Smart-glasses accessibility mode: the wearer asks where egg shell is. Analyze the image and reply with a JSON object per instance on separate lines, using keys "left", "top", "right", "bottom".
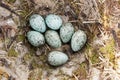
{"left": 45, "top": 30, "right": 61, "bottom": 48}
{"left": 45, "top": 14, "right": 62, "bottom": 30}
{"left": 29, "top": 14, "right": 46, "bottom": 33}
{"left": 27, "top": 31, "right": 45, "bottom": 47}
{"left": 71, "top": 30, "right": 87, "bottom": 52}
{"left": 48, "top": 51, "right": 68, "bottom": 66}
{"left": 60, "top": 23, "right": 74, "bottom": 43}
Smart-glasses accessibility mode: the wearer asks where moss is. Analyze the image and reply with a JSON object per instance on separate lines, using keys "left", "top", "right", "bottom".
{"left": 29, "top": 46, "right": 36, "bottom": 53}
{"left": 99, "top": 39, "right": 115, "bottom": 62}
{"left": 73, "top": 63, "right": 87, "bottom": 80}
{"left": 31, "top": 59, "right": 38, "bottom": 69}
{"left": 85, "top": 44, "right": 100, "bottom": 64}
{"left": 23, "top": 47, "right": 35, "bottom": 63}
{"left": 17, "top": 35, "right": 25, "bottom": 42}
{"left": 7, "top": 48, "right": 18, "bottom": 57}
{"left": 6, "top": 0, "right": 16, "bottom": 3}
{"left": 23, "top": 46, "right": 47, "bottom": 69}
{"left": 38, "top": 55, "right": 47, "bottom": 63}
{"left": 23, "top": 53, "right": 32, "bottom": 61}
{"left": 61, "top": 76, "right": 69, "bottom": 80}
{"left": 90, "top": 53, "right": 100, "bottom": 64}
{"left": 26, "top": 46, "right": 36, "bottom": 57}
{"left": 31, "top": 55, "right": 48, "bottom": 69}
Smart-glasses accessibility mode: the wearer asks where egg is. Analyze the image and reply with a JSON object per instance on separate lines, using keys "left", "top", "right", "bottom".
{"left": 48, "top": 51, "right": 68, "bottom": 66}
{"left": 29, "top": 14, "right": 46, "bottom": 33}
{"left": 60, "top": 23, "right": 74, "bottom": 43}
{"left": 71, "top": 30, "right": 87, "bottom": 52}
{"left": 45, "top": 14, "right": 62, "bottom": 30}
{"left": 27, "top": 31, "right": 45, "bottom": 47}
{"left": 45, "top": 30, "right": 61, "bottom": 48}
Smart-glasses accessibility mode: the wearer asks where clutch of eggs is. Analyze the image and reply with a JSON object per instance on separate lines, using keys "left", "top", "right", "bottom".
{"left": 27, "top": 14, "right": 87, "bottom": 67}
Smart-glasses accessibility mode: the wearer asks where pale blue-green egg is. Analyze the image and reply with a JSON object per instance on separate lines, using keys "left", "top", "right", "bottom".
{"left": 27, "top": 31, "right": 45, "bottom": 47}
{"left": 29, "top": 14, "right": 46, "bottom": 33}
{"left": 48, "top": 51, "right": 68, "bottom": 66}
{"left": 45, "top": 14, "right": 62, "bottom": 30}
{"left": 60, "top": 22, "right": 74, "bottom": 43}
{"left": 71, "top": 30, "right": 87, "bottom": 52}
{"left": 45, "top": 30, "right": 61, "bottom": 48}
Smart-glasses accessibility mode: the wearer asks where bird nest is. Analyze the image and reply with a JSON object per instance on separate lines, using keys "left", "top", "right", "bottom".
{"left": 0, "top": 0, "right": 120, "bottom": 80}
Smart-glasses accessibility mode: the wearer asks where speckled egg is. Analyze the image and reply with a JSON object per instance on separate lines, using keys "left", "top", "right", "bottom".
{"left": 71, "top": 30, "right": 87, "bottom": 52}
{"left": 27, "top": 31, "right": 45, "bottom": 47}
{"left": 45, "top": 14, "right": 62, "bottom": 30}
{"left": 60, "top": 23, "right": 74, "bottom": 43}
{"left": 48, "top": 51, "right": 68, "bottom": 66}
{"left": 29, "top": 14, "right": 46, "bottom": 33}
{"left": 45, "top": 30, "right": 61, "bottom": 48}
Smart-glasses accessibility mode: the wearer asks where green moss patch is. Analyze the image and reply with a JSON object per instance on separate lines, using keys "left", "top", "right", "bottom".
{"left": 85, "top": 44, "right": 100, "bottom": 64}
{"left": 17, "top": 35, "right": 25, "bottom": 42}
{"left": 23, "top": 53, "right": 32, "bottom": 61}
{"left": 7, "top": 48, "right": 18, "bottom": 57}
{"left": 99, "top": 39, "right": 115, "bottom": 63}
{"left": 6, "top": 0, "right": 16, "bottom": 3}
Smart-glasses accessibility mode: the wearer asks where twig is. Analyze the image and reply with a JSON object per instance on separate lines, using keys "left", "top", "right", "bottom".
{"left": 73, "top": 73, "right": 79, "bottom": 80}
{"left": 83, "top": 20, "right": 100, "bottom": 24}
